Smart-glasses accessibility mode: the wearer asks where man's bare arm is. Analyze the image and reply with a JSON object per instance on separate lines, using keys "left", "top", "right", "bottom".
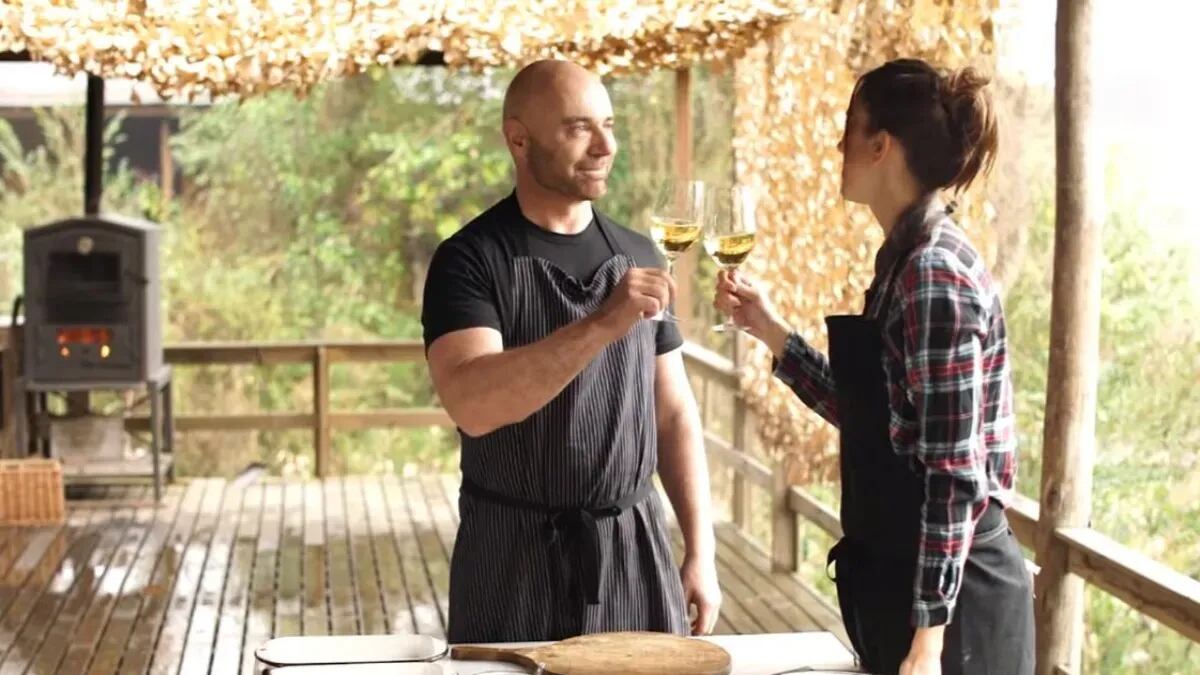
{"left": 654, "top": 349, "right": 715, "bottom": 558}
{"left": 427, "top": 267, "right": 674, "bottom": 437}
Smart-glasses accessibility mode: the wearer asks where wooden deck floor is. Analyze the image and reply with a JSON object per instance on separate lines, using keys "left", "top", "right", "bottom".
{"left": 0, "top": 476, "right": 846, "bottom": 674}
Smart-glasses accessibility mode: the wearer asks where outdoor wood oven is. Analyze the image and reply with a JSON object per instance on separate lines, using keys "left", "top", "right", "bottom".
{"left": 22, "top": 214, "right": 162, "bottom": 384}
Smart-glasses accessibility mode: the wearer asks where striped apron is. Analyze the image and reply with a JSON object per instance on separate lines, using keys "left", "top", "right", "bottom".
{"left": 446, "top": 217, "right": 689, "bottom": 643}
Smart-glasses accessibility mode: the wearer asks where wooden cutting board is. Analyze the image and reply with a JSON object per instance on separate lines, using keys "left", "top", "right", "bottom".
{"left": 450, "top": 631, "right": 732, "bottom": 675}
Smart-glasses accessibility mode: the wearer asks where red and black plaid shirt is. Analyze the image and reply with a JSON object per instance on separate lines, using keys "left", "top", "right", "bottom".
{"left": 774, "top": 199, "right": 1017, "bottom": 627}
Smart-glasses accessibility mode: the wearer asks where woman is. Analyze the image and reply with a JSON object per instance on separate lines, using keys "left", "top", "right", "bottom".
{"left": 714, "top": 59, "right": 1034, "bottom": 675}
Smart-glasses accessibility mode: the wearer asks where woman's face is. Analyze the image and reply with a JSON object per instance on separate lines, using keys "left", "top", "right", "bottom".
{"left": 837, "top": 98, "right": 884, "bottom": 204}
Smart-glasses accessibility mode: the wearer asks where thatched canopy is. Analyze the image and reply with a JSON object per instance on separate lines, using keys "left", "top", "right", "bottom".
{"left": 0, "top": 0, "right": 802, "bottom": 99}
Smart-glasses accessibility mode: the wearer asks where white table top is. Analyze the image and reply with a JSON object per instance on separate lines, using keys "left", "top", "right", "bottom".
{"left": 449, "top": 632, "right": 860, "bottom": 675}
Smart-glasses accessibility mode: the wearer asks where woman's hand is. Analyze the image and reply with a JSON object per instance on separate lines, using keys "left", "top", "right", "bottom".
{"left": 712, "top": 270, "right": 791, "bottom": 358}
{"left": 899, "top": 627, "right": 945, "bottom": 675}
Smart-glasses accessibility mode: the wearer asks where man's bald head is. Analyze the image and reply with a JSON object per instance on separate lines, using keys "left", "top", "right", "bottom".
{"left": 502, "top": 60, "right": 603, "bottom": 123}
{"left": 501, "top": 60, "right": 617, "bottom": 202}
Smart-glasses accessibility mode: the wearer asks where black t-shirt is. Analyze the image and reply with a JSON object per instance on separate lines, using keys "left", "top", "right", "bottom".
{"left": 422, "top": 193, "right": 683, "bottom": 355}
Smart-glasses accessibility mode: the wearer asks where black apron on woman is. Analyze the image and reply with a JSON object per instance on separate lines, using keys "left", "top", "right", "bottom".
{"left": 445, "top": 209, "right": 688, "bottom": 643}
{"left": 826, "top": 235, "right": 1035, "bottom": 675}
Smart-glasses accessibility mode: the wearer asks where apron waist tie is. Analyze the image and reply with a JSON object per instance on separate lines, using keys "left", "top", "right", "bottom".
{"left": 460, "top": 477, "right": 654, "bottom": 605}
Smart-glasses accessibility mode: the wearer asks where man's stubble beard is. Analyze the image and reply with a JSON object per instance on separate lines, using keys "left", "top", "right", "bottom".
{"left": 527, "top": 137, "right": 607, "bottom": 201}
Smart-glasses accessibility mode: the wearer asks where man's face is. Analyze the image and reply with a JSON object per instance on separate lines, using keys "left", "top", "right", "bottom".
{"left": 514, "top": 76, "right": 617, "bottom": 201}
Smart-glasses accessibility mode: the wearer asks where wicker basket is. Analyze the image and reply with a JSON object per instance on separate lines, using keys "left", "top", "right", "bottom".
{"left": 0, "top": 458, "right": 65, "bottom": 525}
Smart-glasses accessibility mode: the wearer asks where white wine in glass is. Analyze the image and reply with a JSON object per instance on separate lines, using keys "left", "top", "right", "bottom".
{"left": 648, "top": 180, "right": 705, "bottom": 322}
{"left": 704, "top": 186, "right": 757, "bottom": 333}
{"left": 649, "top": 216, "right": 703, "bottom": 259}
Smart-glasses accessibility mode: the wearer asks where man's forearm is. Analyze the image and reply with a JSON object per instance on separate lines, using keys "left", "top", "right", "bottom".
{"left": 441, "top": 315, "right": 618, "bottom": 436}
{"left": 657, "top": 405, "right": 715, "bottom": 559}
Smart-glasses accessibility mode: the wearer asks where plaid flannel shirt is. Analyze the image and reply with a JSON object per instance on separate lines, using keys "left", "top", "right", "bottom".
{"left": 774, "top": 200, "right": 1017, "bottom": 627}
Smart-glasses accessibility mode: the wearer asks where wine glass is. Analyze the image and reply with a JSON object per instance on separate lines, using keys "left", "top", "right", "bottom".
{"left": 704, "top": 185, "right": 758, "bottom": 333}
{"left": 647, "top": 179, "right": 705, "bottom": 322}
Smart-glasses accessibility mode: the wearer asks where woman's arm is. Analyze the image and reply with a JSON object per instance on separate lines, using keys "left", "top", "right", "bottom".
{"left": 714, "top": 271, "right": 839, "bottom": 426}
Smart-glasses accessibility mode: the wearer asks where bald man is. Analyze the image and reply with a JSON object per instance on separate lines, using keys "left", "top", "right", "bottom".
{"left": 421, "top": 60, "right": 720, "bottom": 643}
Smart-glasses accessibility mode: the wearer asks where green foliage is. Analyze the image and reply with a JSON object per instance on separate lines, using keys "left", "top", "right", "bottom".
{"left": 1004, "top": 170, "right": 1200, "bottom": 673}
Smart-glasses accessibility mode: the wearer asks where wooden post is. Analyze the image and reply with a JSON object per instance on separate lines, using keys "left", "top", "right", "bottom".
{"left": 314, "top": 347, "right": 330, "bottom": 478}
{"left": 1036, "top": 1, "right": 1101, "bottom": 672}
{"left": 159, "top": 118, "right": 174, "bottom": 205}
{"left": 0, "top": 333, "right": 14, "bottom": 458}
{"left": 770, "top": 456, "right": 797, "bottom": 573}
{"left": 731, "top": 337, "right": 751, "bottom": 532}
{"left": 672, "top": 68, "right": 697, "bottom": 327}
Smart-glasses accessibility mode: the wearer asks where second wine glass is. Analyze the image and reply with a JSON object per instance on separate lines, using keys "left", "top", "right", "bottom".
{"left": 704, "top": 185, "right": 758, "bottom": 333}
{"left": 647, "top": 179, "right": 705, "bottom": 322}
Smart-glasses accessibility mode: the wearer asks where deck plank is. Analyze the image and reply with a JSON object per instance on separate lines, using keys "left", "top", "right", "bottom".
{"left": 323, "top": 476, "right": 358, "bottom": 636}
{"left": 274, "top": 480, "right": 304, "bottom": 638}
{"left": 87, "top": 483, "right": 199, "bottom": 675}
{"left": 241, "top": 481, "right": 282, "bottom": 675}
{"left": 363, "top": 476, "right": 414, "bottom": 634}
{"left": 64, "top": 486, "right": 183, "bottom": 675}
{"left": 146, "top": 479, "right": 230, "bottom": 675}
{"left": 0, "top": 518, "right": 73, "bottom": 627}
{"left": 343, "top": 476, "right": 386, "bottom": 635}
{"left": 0, "top": 498, "right": 123, "bottom": 673}
{"left": 176, "top": 482, "right": 246, "bottom": 675}
{"left": 419, "top": 476, "right": 462, "bottom": 632}
{"left": 713, "top": 523, "right": 849, "bottom": 646}
{"left": 390, "top": 476, "right": 446, "bottom": 637}
{"left": 35, "top": 487, "right": 159, "bottom": 675}
{"left": 301, "top": 481, "right": 328, "bottom": 637}
{"left": 208, "top": 482, "right": 262, "bottom": 674}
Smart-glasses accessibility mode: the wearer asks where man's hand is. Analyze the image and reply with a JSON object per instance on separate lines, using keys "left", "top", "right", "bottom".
{"left": 899, "top": 626, "right": 944, "bottom": 675}
{"left": 680, "top": 554, "right": 721, "bottom": 636}
{"left": 593, "top": 268, "right": 675, "bottom": 337}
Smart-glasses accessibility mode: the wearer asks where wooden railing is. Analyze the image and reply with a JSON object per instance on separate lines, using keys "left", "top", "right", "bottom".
{"left": 128, "top": 341, "right": 452, "bottom": 477}
{"left": 682, "top": 341, "right": 1200, "bottom": 661}
{"left": 30, "top": 337, "right": 1198, "bottom": 661}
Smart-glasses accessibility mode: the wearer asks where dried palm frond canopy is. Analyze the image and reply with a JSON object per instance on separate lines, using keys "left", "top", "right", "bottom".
{"left": 2, "top": 0, "right": 1002, "bottom": 482}
{"left": 0, "top": 0, "right": 801, "bottom": 99}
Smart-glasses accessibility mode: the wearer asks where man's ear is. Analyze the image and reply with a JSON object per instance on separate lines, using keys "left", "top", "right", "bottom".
{"left": 503, "top": 118, "right": 528, "bottom": 155}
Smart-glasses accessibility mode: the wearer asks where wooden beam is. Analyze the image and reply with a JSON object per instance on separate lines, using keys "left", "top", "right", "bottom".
{"left": 1008, "top": 493, "right": 1041, "bottom": 550}
{"left": 162, "top": 341, "right": 426, "bottom": 366}
{"left": 328, "top": 409, "right": 454, "bottom": 430}
{"left": 1058, "top": 526, "right": 1200, "bottom": 644}
{"left": 124, "top": 408, "right": 458, "bottom": 433}
{"left": 164, "top": 343, "right": 316, "bottom": 365}
{"left": 704, "top": 432, "right": 772, "bottom": 488}
{"left": 672, "top": 68, "right": 698, "bottom": 327}
{"left": 323, "top": 342, "right": 425, "bottom": 363}
{"left": 1037, "top": 1, "right": 1101, "bottom": 672}
{"left": 681, "top": 342, "right": 738, "bottom": 388}
{"left": 787, "top": 486, "right": 843, "bottom": 540}
{"left": 125, "top": 412, "right": 314, "bottom": 432}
